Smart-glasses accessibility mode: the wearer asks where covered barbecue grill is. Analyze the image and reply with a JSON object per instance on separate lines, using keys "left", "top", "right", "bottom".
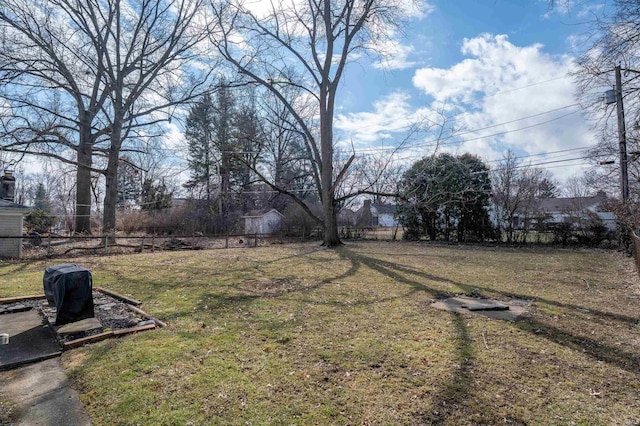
{"left": 43, "top": 264, "right": 94, "bottom": 325}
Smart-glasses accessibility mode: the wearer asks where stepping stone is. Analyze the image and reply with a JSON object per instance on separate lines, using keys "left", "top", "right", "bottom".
{"left": 0, "top": 305, "right": 32, "bottom": 315}
{"left": 57, "top": 318, "right": 102, "bottom": 334}
{"left": 100, "top": 303, "right": 117, "bottom": 310}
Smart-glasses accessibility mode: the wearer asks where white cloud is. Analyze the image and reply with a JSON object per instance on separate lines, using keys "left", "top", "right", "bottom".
{"left": 412, "top": 33, "right": 597, "bottom": 183}
{"left": 368, "top": 1, "right": 434, "bottom": 70}
{"left": 404, "top": 0, "right": 435, "bottom": 19}
{"left": 335, "top": 92, "right": 418, "bottom": 145}
{"left": 371, "top": 39, "right": 416, "bottom": 70}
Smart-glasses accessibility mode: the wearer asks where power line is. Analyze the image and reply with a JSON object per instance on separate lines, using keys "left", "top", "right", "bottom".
{"left": 483, "top": 75, "right": 571, "bottom": 98}
{"left": 140, "top": 104, "right": 582, "bottom": 159}
{"left": 349, "top": 104, "right": 582, "bottom": 154}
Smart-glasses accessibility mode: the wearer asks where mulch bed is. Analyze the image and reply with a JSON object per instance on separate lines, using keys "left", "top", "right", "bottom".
{"left": 0, "top": 290, "right": 161, "bottom": 348}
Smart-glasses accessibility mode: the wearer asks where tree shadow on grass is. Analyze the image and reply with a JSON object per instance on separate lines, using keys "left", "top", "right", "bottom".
{"left": 419, "top": 312, "right": 479, "bottom": 424}
{"left": 340, "top": 248, "right": 640, "bottom": 375}
{"left": 0, "top": 262, "right": 29, "bottom": 279}
{"left": 115, "top": 245, "right": 640, "bottom": 377}
{"left": 90, "top": 245, "right": 324, "bottom": 283}
{"left": 157, "top": 248, "right": 363, "bottom": 323}
{"left": 341, "top": 246, "right": 639, "bottom": 327}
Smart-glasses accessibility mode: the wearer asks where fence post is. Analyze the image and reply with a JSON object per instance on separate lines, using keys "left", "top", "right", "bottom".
{"left": 104, "top": 235, "right": 108, "bottom": 255}
{"left": 225, "top": 231, "right": 229, "bottom": 249}
{"left": 140, "top": 235, "right": 145, "bottom": 253}
{"left": 254, "top": 233, "right": 258, "bottom": 247}
{"left": 152, "top": 234, "right": 155, "bottom": 253}
{"left": 47, "top": 234, "right": 51, "bottom": 258}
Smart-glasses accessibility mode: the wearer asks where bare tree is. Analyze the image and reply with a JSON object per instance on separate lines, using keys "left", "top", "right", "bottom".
{"left": 0, "top": 0, "right": 213, "bottom": 233}
{"left": 573, "top": 0, "right": 640, "bottom": 203}
{"left": 354, "top": 154, "right": 404, "bottom": 205}
{"left": 253, "top": 87, "right": 316, "bottom": 211}
{"left": 208, "top": 0, "right": 415, "bottom": 246}
{"left": 491, "top": 150, "right": 549, "bottom": 243}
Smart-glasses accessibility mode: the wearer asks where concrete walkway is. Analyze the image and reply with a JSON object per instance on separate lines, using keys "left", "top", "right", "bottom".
{"left": 0, "top": 358, "right": 91, "bottom": 426}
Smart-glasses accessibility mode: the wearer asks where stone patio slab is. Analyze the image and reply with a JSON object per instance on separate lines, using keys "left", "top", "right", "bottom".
{"left": 0, "top": 310, "right": 61, "bottom": 371}
{"left": 57, "top": 317, "right": 102, "bottom": 334}
{"left": 431, "top": 296, "right": 529, "bottom": 321}
{"left": 461, "top": 300, "right": 509, "bottom": 311}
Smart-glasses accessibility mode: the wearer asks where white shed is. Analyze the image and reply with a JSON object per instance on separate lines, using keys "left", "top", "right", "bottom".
{"left": 243, "top": 209, "right": 285, "bottom": 235}
{"left": 0, "top": 199, "right": 29, "bottom": 258}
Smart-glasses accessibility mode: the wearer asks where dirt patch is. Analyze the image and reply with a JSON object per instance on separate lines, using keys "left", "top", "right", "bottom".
{"left": 62, "top": 350, "right": 88, "bottom": 370}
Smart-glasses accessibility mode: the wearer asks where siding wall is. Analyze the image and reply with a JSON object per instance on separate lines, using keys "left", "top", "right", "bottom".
{"left": 244, "top": 211, "right": 283, "bottom": 235}
{"left": 0, "top": 212, "right": 23, "bottom": 258}
{"left": 377, "top": 213, "right": 397, "bottom": 227}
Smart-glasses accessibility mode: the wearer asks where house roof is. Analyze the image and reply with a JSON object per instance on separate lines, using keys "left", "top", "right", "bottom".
{"left": 242, "top": 208, "right": 284, "bottom": 218}
{"left": 536, "top": 193, "right": 607, "bottom": 213}
{"left": 338, "top": 208, "right": 357, "bottom": 217}
{"left": 372, "top": 203, "right": 396, "bottom": 215}
{"left": 0, "top": 199, "right": 30, "bottom": 211}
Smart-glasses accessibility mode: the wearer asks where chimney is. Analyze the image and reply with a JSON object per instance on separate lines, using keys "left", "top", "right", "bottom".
{"left": 0, "top": 170, "right": 16, "bottom": 202}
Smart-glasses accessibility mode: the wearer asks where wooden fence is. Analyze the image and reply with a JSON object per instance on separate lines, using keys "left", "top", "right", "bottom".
{"left": 1, "top": 232, "right": 315, "bottom": 260}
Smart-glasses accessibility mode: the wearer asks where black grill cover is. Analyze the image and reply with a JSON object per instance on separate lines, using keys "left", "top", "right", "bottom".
{"left": 43, "top": 264, "right": 94, "bottom": 325}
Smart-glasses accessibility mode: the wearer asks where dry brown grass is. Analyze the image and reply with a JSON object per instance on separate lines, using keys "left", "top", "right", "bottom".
{"left": 1, "top": 241, "right": 639, "bottom": 425}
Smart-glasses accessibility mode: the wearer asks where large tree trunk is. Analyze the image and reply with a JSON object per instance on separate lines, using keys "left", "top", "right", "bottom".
{"left": 322, "top": 194, "right": 340, "bottom": 246}
{"left": 320, "top": 89, "right": 341, "bottom": 247}
{"left": 103, "top": 153, "right": 119, "bottom": 233}
{"left": 75, "top": 117, "right": 93, "bottom": 234}
{"left": 102, "top": 116, "right": 123, "bottom": 234}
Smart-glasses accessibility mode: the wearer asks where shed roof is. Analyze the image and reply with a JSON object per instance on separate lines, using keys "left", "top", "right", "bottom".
{"left": 241, "top": 208, "right": 284, "bottom": 218}
{"left": 0, "top": 199, "right": 30, "bottom": 211}
{"left": 372, "top": 203, "right": 397, "bottom": 215}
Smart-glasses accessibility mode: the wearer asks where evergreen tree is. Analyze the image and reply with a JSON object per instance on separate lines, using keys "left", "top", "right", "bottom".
{"left": 397, "top": 153, "right": 493, "bottom": 242}
{"left": 537, "top": 177, "right": 560, "bottom": 198}
{"left": 140, "top": 178, "right": 173, "bottom": 211}
{"left": 235, "top": 98, "right": 263, "bottom": 211}
{"left": 34, "top": 183, "right": 51, "bottom": 211}
{"left": 212, "top": 83, "right": 237, "bottom": 217}
{"left": 184, "top": 94, "right": 217, "bottom": 200}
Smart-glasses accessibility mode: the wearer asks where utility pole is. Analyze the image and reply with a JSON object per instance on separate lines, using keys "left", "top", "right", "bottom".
{"left": 614, "top": 65, "right": 630, "bottom": 202}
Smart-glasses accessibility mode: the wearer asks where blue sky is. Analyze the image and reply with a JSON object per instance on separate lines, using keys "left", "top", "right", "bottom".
{"left": 9, "top": 0, "right": 607, "bottom": 191}
{"left": 333, "top": 0, "right": 609, "bottom": 185}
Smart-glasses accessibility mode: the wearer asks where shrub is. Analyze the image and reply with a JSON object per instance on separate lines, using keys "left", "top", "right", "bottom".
{"left": 25, "top": 209, "right": 55, "bottom": 233}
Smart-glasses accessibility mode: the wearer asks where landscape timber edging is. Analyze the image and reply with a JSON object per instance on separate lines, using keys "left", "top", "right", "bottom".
{"left": 95, "top": 287, "right": 142, "bottom": 305}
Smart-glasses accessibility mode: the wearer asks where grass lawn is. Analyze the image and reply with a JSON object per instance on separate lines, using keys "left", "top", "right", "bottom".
{"left": 1, "top": 241, "right": 639, "bottom": 425}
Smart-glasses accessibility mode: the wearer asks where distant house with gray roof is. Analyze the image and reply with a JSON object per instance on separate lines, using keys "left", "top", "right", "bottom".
{"left": 535, "top": 191, "right": 616, "bottom": 232}
{"left": 512, "top": 191, "right": 616, "bottom": 232}
{"left": 356, "top": 200, "right": 399, "bottom": 227}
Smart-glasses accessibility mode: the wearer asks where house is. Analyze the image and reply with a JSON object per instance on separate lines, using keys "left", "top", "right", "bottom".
{"left": 0, "top": 171, "right": 30, "bottom": 258}
{"left": 535, "top": 191, "right": 616, "bottom": 232}
{"left": 337, "top": 207, "right": 358, "bottom": 226}
{"left": 356, "top": 200, "right": 399, "bottom": 227}
{"left": 242, "top": 208, "right": 285, "bottom": 235}
{"left": 513, "top": 191, "right": 616, "bottom": 232}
